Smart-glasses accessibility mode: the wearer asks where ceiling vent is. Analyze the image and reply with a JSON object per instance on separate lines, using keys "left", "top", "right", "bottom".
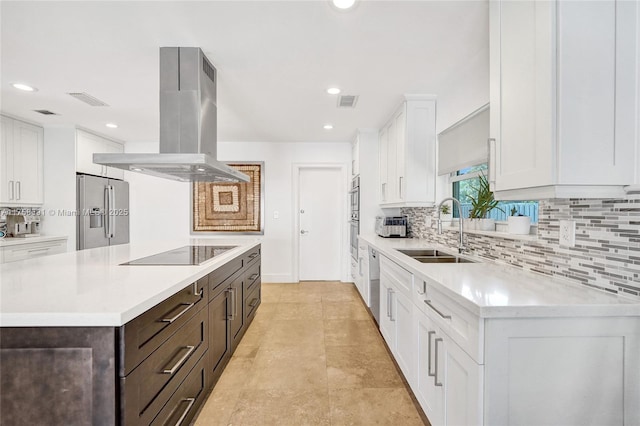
{"left": 337, "top": 95, "right": 358, "bottom": 108}
{"left": 67, "top": 92, "right": 109, "bottom": 107}
{"left": 33, "top": 109, "right": 58, "bottom": 115}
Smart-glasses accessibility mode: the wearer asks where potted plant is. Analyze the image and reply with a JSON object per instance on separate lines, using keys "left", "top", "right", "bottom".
{"left": 439, "top": 203, "right": 452, "bottom": 226}
{"left": 508, "top": 206, "right": 531, "bottom": 234}
{"left": 468, "top": 173, "right": 502, "bottom": 231}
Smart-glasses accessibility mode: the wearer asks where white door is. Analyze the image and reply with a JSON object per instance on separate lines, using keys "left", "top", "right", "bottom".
{"left": 298, "top": 166, "right": 343, "bottom": 281}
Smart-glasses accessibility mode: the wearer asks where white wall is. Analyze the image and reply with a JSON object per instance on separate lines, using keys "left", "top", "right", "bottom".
{"left": 126, "top": 141, "right": 352, "bottom": 283}
{"left": 42, "top": 126, "right": 77, "bottom": 251}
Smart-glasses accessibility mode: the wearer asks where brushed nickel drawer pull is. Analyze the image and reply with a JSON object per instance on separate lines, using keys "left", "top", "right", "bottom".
{"left": 249, "top": 273, "right": 259, "bottom": 280}
{"left": 27, "top": 248, "right": 50, "bottom": 253}
{"left": 248, "top": 253, "right": 259, "bottom": 259}
{"left": 427, "top": 330, "right": 436, "bottom": 377}
{"left": 249, "top": 298, "right": 259, "bottom": 308}
{"left": 160, "top": 303, "right": 195, "bottom": 323}
{"left": 170, "top": 397, "right": 196, "bottom": 426}
{"left": 424, "top": 300, "right": 452, "bottom": 320}
{"left": 434, "top": 337, "right": 443, "bottom": 387}
{"left": 162, "top": 345, "right": 196, "bottom": 375}
{"left": 193, "top": 282, "right": 203, "bottom": 297}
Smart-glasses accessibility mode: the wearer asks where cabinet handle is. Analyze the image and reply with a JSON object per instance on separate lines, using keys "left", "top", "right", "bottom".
{"left": 399, "top": 176, "right": 403, "bottom": 198}
{"left": 8, "top": 181, "right": 14, "bottom": 200}
{"left": 15, "top": 181, "right": 20, "bottom": 200}
{"left": 424, "top": 300, "right": 452, "bottom": 320}
{"left": 389, "top": 289, "right": 395, "bottom": 322}
{"left": 249, "top": 273, "right": 259, "bottom": 281}
{"left": 427, "top": 330, "right": 436, "bottom": 378}
{"left": 488, "top": 138, "right": 496, "bottom": 188}
{"left": 193, "top": 282, "right": 203, "bottom": 297}
{"left": 248, "top": 253, "right": 259, "bottom": 259}
{"left": 170, "top": 397, "right": 196, "bottom": 426}
{"left": 381, "top": 183, "right": 386, "bottom": 201}
{"left": 228, "top": 288, "right": 237, "bottom": 320}
{"left": 160, "top": 303, "right": 195, "bottom": 323}
{"left": 162, "top": 345, "right": 196, "bottom": 374}
{"left": 434, "top": 337, "right": 443, "bottom": 387}
{"left": 249, "top": 298, "right": 259, "bottom": 308}
{"left": 417, "top": 280, "right": 426, "bottom": 295}
{"left": 386, "top": 287, "right": 391, "bottom": 317}
{"left": 358, "top": 257, "right": 363, "bottom": 276}
{"left": 27, "top": 248, "right": 50, "bottom": 253}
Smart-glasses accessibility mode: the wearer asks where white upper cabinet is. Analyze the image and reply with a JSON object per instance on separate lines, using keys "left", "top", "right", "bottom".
{"left": 0, "top": 115, "right": 44, "bottom": 206}
{"left": 489, "top": 0, "right": 639, "bottom": 199}
{"left": 76, "top": 129, "right": 124, "bottom": 180}
{"left": 379, "top": 95, "right": 437, "bottom": 207}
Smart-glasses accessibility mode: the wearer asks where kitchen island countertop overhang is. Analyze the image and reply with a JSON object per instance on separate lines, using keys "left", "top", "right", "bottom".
{"left": 0, "top": 239, "right": 261, "bottom": 327}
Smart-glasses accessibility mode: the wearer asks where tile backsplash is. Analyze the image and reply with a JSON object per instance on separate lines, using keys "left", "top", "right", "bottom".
{"left": 402, "top": 195, "right": 640, "bottom": 299}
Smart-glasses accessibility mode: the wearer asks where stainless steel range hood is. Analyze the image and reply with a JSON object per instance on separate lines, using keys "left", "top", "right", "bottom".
{"left": 94, "top": 47, "right": 249, "bottom": 183}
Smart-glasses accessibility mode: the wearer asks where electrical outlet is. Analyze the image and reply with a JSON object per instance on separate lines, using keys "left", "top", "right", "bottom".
{"left": 273, "top": 211, "right": 279, "bottom": 219}
{"left": 426, "top": 216, "right": 432, "bottom": 227}
{"left": 559, "top": 220, "right": 576, "bottom": 247}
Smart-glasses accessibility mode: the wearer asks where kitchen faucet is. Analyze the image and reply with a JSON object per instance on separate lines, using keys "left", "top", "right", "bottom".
{"left": 437, "top": 197, "right": 466, "bottom": 253}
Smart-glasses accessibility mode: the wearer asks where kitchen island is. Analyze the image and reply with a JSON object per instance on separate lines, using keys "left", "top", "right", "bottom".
{"left": 0, "top": 239, "right": 262, "bottom": 425}
{"left": 359, "top": 234, "right": 640, "bottom": 426}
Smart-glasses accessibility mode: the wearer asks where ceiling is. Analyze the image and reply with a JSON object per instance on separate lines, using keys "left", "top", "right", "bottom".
{"left": 0, "top": 1, "right": 488, "bottom": 144}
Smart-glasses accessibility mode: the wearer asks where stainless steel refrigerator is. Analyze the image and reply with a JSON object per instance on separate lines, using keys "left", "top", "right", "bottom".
{"left": 77, "top": 174, "right": 130, "bottom": 250}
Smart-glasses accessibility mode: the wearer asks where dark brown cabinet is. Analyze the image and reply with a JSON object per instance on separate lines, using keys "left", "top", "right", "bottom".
{"left": 0, "top": 244, "right": 261, "bottom": 426}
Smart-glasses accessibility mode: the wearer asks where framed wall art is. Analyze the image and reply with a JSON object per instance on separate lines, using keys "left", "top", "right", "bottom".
{"left": 192, "top": 162, "right": 264, "bottom": 234}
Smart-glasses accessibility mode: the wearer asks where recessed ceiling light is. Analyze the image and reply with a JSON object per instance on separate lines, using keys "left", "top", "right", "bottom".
{"left": 332, "top": 0, "right": 356, "bottom": 9}
{"left": 12, "top": 83, "right": 37, "bottom": 92}
{"left": 324, "top": 124, "right": 334, "bottom": 130}
{"left": 105, "top": 123, "right": 118, "bottom": 129}
{"left": 327, "top": 87, "right": 341, "bottom": 95}
{"left": 131, "top": 167, "right": 142, "bottom": 172}
{"left": 196, "top": 167, "right": 206, "bottom": 172}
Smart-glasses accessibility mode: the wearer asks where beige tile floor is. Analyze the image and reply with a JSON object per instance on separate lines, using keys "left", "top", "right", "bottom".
{"left": 194, "top": 282, "right": 428, "bottom": 426}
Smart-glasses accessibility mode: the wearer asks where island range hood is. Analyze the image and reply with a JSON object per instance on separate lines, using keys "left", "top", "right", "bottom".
{"left": 94, "top": 47, "right": 250, "bottom": 183}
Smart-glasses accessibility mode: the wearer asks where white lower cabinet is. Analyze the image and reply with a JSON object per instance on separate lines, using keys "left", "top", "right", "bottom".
{"left": 375, "top": 248, "right": 640, "bottom": 426}
{"left": 0, "top": 237, "right": 67, "bottom": 264}
{"left": 379, "top": 255, "right": 415, "bottom": 380}
{"left": 415, "top": 299, "right": 483, "bottom": 426}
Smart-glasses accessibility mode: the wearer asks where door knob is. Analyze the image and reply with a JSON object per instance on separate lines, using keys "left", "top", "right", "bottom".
{"left": 300, "top": 230, "right": 309, "bottom": 235}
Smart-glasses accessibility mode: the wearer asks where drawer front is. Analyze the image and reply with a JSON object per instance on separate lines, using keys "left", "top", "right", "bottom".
{"left": 122, "top": 307, "right": 208, "bottom": 425}
{"left": 380, "top": 255, "right": 413, "bottom": 297}
{"left": 244, "top": 282, "right": 261, "bottom": 320}
{"left": 150, "top": 352, "right": 208, "bottom": 426}
{"left": 243, "top": 260, "right": 261, "bottom": 294}
{"left": 243, "top": 245, "right": 261, "bottom": 266}
{"left": 421, "top": 283, "right": 482, "bottom": 364}
{"left": 209, "top": 257, "right": 243, "bottom": 299}
{"left": 1, "top": 239, "right": 66, "bottom": 263}
{"left": 121, "top": 278, "right": 208, "bottom": 375}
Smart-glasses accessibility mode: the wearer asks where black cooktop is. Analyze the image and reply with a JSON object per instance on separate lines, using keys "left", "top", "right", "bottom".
{"left": 121, "top": 245, "right": 236, "bottom": 266}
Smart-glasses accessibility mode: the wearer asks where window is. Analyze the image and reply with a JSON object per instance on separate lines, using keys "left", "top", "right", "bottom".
{"left": 450, "top": 164, "right": 538, "bottom": 223}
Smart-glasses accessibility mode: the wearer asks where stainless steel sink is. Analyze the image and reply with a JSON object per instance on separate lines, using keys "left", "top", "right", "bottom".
{"left": 411, "top": 256, "right": 475, "bottom": 264}
{"left": 396, "top": 248, "right": 477, "bottom": 264}
{"left": 397, "top": 249, "right": 450, "bottom": 257}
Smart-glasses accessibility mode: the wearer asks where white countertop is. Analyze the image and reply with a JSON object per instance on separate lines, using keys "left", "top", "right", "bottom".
{"left": 360, "top": 234, "right": 640, "bottom": 318}
{"left": 0, "top": 239, "right": 260, "bottom": 327}
{"left": 0, "top": 235, "right": 68, "bottom": 246}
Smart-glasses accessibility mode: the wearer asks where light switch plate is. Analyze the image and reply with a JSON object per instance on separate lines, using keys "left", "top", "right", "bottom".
{"left": 559, "top": 220, "right": 576, "bottom": 247}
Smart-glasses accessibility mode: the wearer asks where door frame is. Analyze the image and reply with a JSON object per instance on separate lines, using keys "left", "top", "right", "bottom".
{"left": 292, "top": 163, "right": 348, "bottom": 282}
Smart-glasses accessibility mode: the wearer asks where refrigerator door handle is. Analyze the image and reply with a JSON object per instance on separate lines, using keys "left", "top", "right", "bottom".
{"left": 105, "top": 185, "right": 115, "bottom": 239}
{"left": 108, "top": 185, "right": 115, "bottom": 239}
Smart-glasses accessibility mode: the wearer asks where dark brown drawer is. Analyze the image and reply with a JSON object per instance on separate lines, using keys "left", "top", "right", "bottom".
{"left": 244, "top": 283, "right": 261, "bottom": 321}
{"left": 150, "top": 352, "right": 208, "bottom": 426}
{"left": 243, "top": 246, "right": 261, "bottom": 266}
{"left": 243, "top": 261, "right": 261, "bottom": 294}
{"left": 120, "top": 278, "right": 208, "bottom": 376}
{"left": 121, "top": 307, "right": 208, "bottom": 425}
{"left": 208, "top": 257, "right": 243, "bottom": 298}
